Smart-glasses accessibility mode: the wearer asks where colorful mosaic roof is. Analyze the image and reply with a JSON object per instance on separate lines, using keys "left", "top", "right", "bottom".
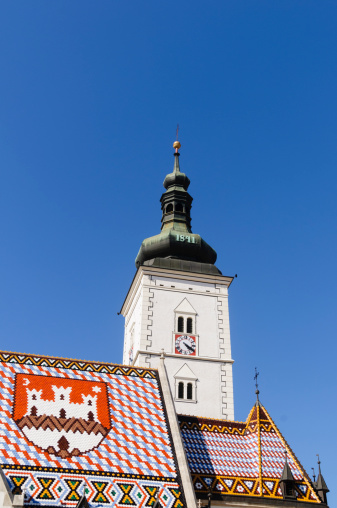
{"left": 0, "top": 351, "right": 185, "bottom": 508}
{"left": 179, "top": 404, "right": 321, "bottom": 503}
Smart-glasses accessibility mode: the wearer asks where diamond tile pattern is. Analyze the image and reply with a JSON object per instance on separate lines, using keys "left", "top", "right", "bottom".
{"left": 0, "top": 352, "right": 184, "bottom": 507}
{"left": 179, "top": 405, "right": 320, "bottom": 503}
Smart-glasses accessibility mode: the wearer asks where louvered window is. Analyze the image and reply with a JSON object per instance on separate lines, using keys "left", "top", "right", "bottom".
{"left": 187, "top": 383, "right": 193, "bottom": 400}
{"left": 187, "top": 317, "right": 193, "bottom": 334}
{"left": 175, "top": 380, "right": 196, "bottom": 402}
{"left": 177, "top": 316, "right": 184, "bottom": 332}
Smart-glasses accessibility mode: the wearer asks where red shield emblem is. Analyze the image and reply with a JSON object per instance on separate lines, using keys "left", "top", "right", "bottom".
{"left": 13, "top": 374, "right": 111, "bottom": 458}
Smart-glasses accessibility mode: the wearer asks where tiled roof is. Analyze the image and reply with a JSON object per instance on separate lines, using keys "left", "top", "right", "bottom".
{"left": 179, "top": 404, "right": 320, "bottom": 503}
{"left": 0, "top": 351, "right": 185, "bottom": 508}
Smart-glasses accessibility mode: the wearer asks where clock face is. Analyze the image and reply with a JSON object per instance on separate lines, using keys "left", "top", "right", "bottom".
{"left": 175, "top": 335, "right": 197, "bottom": 356}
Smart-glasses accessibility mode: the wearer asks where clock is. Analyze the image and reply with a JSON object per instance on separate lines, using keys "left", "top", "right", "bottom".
{"left": 175, "top": 335, "right": 197, "bottom": 356}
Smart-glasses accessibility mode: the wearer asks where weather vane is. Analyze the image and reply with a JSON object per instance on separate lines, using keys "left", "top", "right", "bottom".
{"left": 254, "top": 367, "right": 260, "bottom": 401}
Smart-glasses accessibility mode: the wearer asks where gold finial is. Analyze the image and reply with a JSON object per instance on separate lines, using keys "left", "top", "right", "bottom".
{"left": 173, "top": 124, "right": 181, "bottom": 152}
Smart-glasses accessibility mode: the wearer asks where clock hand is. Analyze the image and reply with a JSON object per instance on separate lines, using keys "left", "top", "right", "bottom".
{"left": 184, "top": 342, "right": 195, "bottom": 352}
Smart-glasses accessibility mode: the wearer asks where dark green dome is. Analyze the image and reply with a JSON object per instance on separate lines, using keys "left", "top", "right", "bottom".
{"left": 136, "top": 230, "right": 217, "bottom": 266}
{"left": 163, "top": 169, "right": 190, "bottom": 191}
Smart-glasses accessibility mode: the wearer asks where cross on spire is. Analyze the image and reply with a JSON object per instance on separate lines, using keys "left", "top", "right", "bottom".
{"left": 311, "top": 467, "right": 316, "bottom": 483}
{"left": 254, "top": 367, "right": 260, "bottom": 402}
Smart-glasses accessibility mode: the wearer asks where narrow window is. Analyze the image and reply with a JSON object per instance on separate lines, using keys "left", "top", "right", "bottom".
{"left": 286, "top": 484, "right": 293, "bottom": 497}
{"left": 60, "top": 394, "right": 64, "bottom": 400}
{"left": 31, "top": 406, "right": 37, "bottom": 416}
{"left": 178, "top": 316, "right": 184, "bottom": 332}
{"left": 88, "top": 400, "right": 92, "bottom": 406}
{"left": 187, "top": 383, "right": 193, "bottom": 400}
{"left": 187, "top": 317, "right": 193, "bottom": 334}
{"left": 178, "top": 382, "right": 184, "bottom": 399}
{"left": 60, "top": 409, "right": 66, "bottom": 419}
{"left": 32, "top": 394, "right": 37, "bottom": 401}
{"left": 88, "top": 411, "right": 94, "bottom": 421}
{"left": 166, "top": 203, "right": 173, "bottom": 214}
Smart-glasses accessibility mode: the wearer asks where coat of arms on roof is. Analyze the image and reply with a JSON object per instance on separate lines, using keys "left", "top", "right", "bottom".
{"left": 12, "top": 374, "right": 111, "bottom": 458}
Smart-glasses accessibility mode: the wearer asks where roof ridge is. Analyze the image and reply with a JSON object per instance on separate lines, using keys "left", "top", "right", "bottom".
{"left": 178, "top": 403, "right": 266, "bottom": 427}
{"left": 0, "top": 350, "right": 158, "bottom": 372}
{"left": 178, "top": 413, "right": 247, "bottom": 424}
{"left": 245, "top": 404, "right": 258, "bottom": 424}
{"left": 257, "top": 405, "right": 263, "bottom": 497}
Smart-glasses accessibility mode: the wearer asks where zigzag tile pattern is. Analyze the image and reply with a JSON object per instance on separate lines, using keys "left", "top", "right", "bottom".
{"left": 0, "top": 352, "right": 185, "bottom": 507}
{"left": 5, "top": 469, "right": 183, "bottom": 508}
{"left": 178, "top": 408, "right": 320, "bottom": 504}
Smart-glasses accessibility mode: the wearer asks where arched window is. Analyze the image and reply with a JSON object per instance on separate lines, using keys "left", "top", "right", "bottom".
{"left": 166, "top": 203, "right": 173, "bottom": 214}
{"left": 175, "top": 203, "right": 183, "bottom": 212}
{"left": 88, "top": 411, "right": 94, "bottom": 421}
{"left": 31, "top": 406, "right": 37, "bottom": 416}
{"left": 174, "top": 365, "right": 197, "bottom": 403}
{"left": 60, "top": 409, "right": 66, "bottom": 419}
{"left": 88, "top": 400, "right": 92, "bottom": 406}
{"left": 177, "top": 316, "right": 184, "bottom": 332}
{"left": 187, "top": 383, "right": 193, "bottom": 400}
{"left": 187, "top": 317, "right": 193, "bottom": 334}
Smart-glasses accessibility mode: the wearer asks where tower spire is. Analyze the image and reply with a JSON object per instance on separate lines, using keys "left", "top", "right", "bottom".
{"left": 135, "top": 139, "right": 219, "bottom": 273}
{"left": 161, "top": 140, "right": 191, "bottom": 232}
{"left": 280, "top": 449, "right": 296, "bottom": 500}
{"left": 173, "top": 140, "right": 181, "bottom": 173}
{"left": 316, "top": 455, "right": 329, "bottom": 504}
{"left": 173, "top": 124, "right": 181, "bottom": 172}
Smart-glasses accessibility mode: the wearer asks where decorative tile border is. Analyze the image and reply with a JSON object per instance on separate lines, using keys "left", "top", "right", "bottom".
{"left": 5, "top": 469, "right": 184, "bottom": 507}
{"left": 191, "top": 474, "right": 318, "bottom": 502}
{"left": 0, "top": 352, "right": 156, "bottom": 378}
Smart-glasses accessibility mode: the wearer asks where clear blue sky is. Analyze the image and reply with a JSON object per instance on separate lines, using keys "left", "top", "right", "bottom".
{"left": 1, "top": 1, "right": 336, "bottom": 502}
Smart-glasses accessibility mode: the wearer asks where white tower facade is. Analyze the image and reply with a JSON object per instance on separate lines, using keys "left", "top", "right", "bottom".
{"left": 121, "top": 141, "right": 234, "bottom": 420}
{"left": 121, "top": 265, "right": 234, "bottom": 420}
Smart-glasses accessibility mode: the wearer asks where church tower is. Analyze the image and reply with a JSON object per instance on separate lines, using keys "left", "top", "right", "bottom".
{"left": 121, "top": 141, "right": 234, "bottom": 420}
